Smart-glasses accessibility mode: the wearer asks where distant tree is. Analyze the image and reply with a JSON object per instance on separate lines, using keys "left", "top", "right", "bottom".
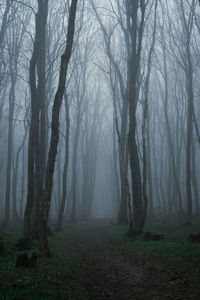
{"left": 157, "top": 23, "right": 184, "bottom": 215}
{"left": 3, "top": 4, "right": 26, "bottom": 227}
{"left": 69, "top": 37, "right": 89, "bottom": 223}
{"left": 174, "top": 0, "right": 196, "bottom": 224}
{"left": 0, "top": 0, "right": 12, "bottom": 126}
{"left": 90, "top": 0, "right": 129, "bottom": 224}
{"left": 90, "top": 0, "right": 155, "bottom": 233}
{"left": 81, "top": 86, "right": 102, "bottom": 219}
{"left": 0, "top": 0, "right": 11, "bottom": 47}
{"left": 181, "top": 0, "right": 196, "bottom": 224}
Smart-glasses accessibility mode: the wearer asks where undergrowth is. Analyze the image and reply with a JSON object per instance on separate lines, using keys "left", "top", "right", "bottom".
{"left": 1, "top": 217, "right": 200, "bottom": 299}
{"left": 0, "top": 227, "right": 88, "bottom": 299}
{"left": 109, "top": 217, "right": 200, "bottom": 291}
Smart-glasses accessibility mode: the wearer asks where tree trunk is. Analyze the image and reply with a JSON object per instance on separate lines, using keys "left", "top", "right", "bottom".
{"left": 32, "top": 0, "right": 48, "bottom": 239}
{"left": 146, "top": 117, "right": 153, "bottom": 214}
{"left": 191, "top": 139, "right": 200, "bottom": 214}
{"left": 70, "top": 120, "right": 80, "bottom": 223}
{"left": 117, "top": 99, "right": 128, "bottom": 224}
{"left": 24, "top": 0, "right": 48, "bottom": 239}
{"left": 185, "top": 41, "right": 193, "bottom": 224}
{"left": 4, "top": 76, "right": 16, "bottom": 227}
{"left": 20, "top": 146, "right": 25, "bottom": 219}
{"left": 127, "top": 0, "right": 146, "bottom": 235}
{"left": 39, "top": 0, "right": 78, "bottom": 256}
{"left": 12, "top": 127, "right": 28, "bottom": 221}
{"left": 56, "top": 96, "right": 70, "bottom": 230}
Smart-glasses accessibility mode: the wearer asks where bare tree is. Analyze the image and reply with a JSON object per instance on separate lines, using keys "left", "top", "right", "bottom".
{"left": 3, "top": 4, "right": 26, "bottom": 227}
{"left": 39, "top": 0, "right": 78, "bottom": 256}
{"left": 24, "top": 0, "right": 49, "bottom": 239}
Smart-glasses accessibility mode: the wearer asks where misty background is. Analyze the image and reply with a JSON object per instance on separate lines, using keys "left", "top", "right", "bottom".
{"left": 0, "top": 0, "right": 200, "bottom": 232}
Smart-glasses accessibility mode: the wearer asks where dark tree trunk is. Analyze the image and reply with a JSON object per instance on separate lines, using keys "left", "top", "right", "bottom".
{"left": 24, "top": 8, "right": 39, "bottom": 238}
{"left": 117, "top": 100, "right": 128, "bottom": 224}
{"left": 20, "top": 146, "right": 25, "bottom": 219}
{"left": 39, "top": 0, "right": 78, "bottom": 256}
{"left": 32, "top": 0, "right": 48, "bottom": 239}
{"left": 24, "top": 124, "right": 35, "bottom": 238}
{"left": 24, "top": 0, "right": 48, "bottom": 239}
{"left": 126, "top": 0, "right": 146, "bottom": 235}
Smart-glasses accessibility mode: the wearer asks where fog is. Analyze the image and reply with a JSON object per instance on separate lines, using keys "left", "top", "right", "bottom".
{"left": 0, "top": 0, "right": 200, "bottom": 243}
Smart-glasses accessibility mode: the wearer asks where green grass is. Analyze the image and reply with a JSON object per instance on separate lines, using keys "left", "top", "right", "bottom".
{"left": 0, "top": 227, "right": 89, "bottom": 299}
{"left": 1, "top": 217, "right": 200, "bottom": 298}
{"left": 109, "top": 217, "right": 200, "bottom": 290}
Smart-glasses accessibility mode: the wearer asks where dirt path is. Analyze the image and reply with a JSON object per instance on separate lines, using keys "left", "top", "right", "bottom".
{"left": 67, "top": 220, "right": 198, "bottom": 300}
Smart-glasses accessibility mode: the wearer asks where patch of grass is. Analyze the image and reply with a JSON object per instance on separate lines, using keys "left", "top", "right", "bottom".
{"left": 0, "top": 227, "right": 89, "bottom": 299}
{"left": 109, "top": 217, "right": 200, "bottom": 281}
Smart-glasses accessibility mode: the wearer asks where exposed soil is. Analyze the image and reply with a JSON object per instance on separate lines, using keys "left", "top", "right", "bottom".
{"left": 67, "top": 219, "right": 200, "bottom": 300}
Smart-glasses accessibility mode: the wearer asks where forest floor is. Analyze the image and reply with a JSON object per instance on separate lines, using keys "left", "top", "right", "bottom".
{"left": 0, "top": 218, "right": 200, "bottom": 299}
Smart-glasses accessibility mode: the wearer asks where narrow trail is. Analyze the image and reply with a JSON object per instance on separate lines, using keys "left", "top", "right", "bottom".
{"left": 67, "top": 220, "right": 194, "bottom": 300}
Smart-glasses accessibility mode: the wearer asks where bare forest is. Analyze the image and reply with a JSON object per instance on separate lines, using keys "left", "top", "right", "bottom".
{"left": 0, "top": 0, "right": 200, "bottom": 299}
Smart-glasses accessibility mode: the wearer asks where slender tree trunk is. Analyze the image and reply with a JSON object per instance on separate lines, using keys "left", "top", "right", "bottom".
{"left": 70, "top": 121, "right": 80, "bottom": 223}
{"left": 141, "top": 1, "right": 157, "bottom": 225}
{"left": 117, "top": 100, "right": 128, "bottom": 224}
{"left": 20, "top": 146, "right": 25, "bottom": 219}
{"left": 185, "top": 44, "right": 193, "bottom": 224}
{"left": 4, "top": 76, "right": 16, "bottom": 227}
{"left": 112, "top": 120, "right": 120, "bottom": 212}
{"left": 39, "top": 0, "right": 78, "bottom": 256}
{"left": 191, "top": 140, "right": 200, "bottom": 214}
{"left": 12, "top": 130, "right": 27, "bottom": 221}
{"left": 56, "top": 97, "right": 70, "bottom": 230}
{"left": 24, "top": 125, "right": 35, "bottom": 238}
{"left": 24, "top": 10, "right": 39, "bottom": 238}
{"left": 146, "top": 117, "right": 153, "bottom": 214}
